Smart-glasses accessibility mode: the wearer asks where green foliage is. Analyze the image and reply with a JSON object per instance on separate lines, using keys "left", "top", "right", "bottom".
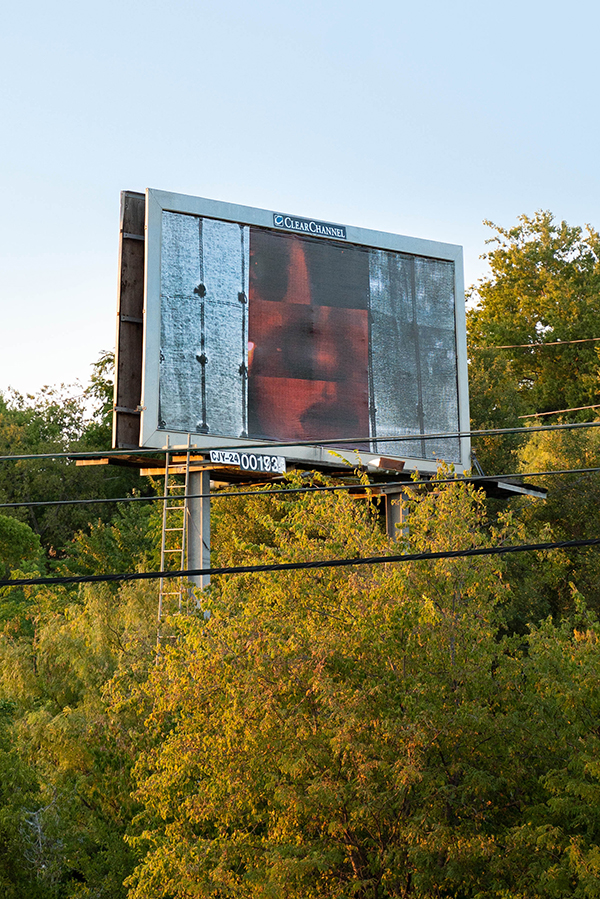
{"left": 0, "top": 702, "right": 46, "bottom": 899}
{"left": 125, "top": 478, "right": 531, "bottom": 898}
{"left": 0, "top": 352, "right": 145, "bottom": 557}
{"left": 0, "top": 463, "right": 599, "bottom": 897}
{"left": 467, "top": 211, "right": 600, "bottom": 472}
{"left": 0, "top": 446, "right": 160, "bottom": 899}
{"left": 63, "top": 498, "right": 160, "bottom": 579}
{"left": 503, "top": 424, "right": 600, "bottom": 619}
{"left": 467, "top": 347, "right": 528, "bottom": 475}
{"left": 0, "top": 514, "right": 44, "bottom": 631}
{"left": 0, "top": 513, "right": 42, "bottom": 576}
{"left": 0, "top": 577, "right": 158, "bottom": 898}
{"left": 502, "top": 597, "right": 600, "bottom": 898}
{"left": 82, "top": 350, "right": 117, "bottom": 448}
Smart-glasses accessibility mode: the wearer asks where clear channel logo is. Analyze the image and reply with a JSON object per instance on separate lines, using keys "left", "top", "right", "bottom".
{"left": 272, "top": 213, "right": 347, "bottom": 240}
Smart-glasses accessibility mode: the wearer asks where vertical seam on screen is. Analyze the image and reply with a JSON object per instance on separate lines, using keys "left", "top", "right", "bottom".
{"left": 450, "top": 261, "right": 461, "bottom": 464}
{"left": 411, "top": 256, "right": 426, "bottom": 459}
{"left": 367, "top": 248, "right": 377, "bottom": 455}
{"left": 198, "top": 217, "right": 208, "bottom": 433}
{"left": 240, "top": 225, "right": 248, "bottom": 438}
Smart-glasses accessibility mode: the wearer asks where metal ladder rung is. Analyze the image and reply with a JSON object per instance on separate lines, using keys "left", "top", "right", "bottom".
{"left": 158, "top": 445, "right": 193, "bottom": 634}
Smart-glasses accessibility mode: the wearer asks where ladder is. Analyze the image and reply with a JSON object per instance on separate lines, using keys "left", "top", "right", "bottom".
{"left": 158, "top": 448, "right": 192, "bottom": 626}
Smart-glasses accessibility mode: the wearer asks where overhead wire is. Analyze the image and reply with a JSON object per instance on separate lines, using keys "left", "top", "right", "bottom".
{"left": 519, "top": 404, "right": 600, "bottom": 419}
{"left": 2, "top": 464, "right": 600, "bottom": 513}
{"left": 3, "top": 418, "right": 600, "bottom": 464}
{"left": 2, "top": 535, "right": 600, "bottom": 590}
{"left": 472, "top": 336, "right": 600, "bottom": 349}
{"left": 2, "top": 424, "right": 599, "bottom": 588}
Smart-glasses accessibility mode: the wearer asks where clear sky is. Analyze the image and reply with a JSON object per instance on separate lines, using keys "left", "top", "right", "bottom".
{"left": 2, "top": 0, "right": 599, "bottom": 396}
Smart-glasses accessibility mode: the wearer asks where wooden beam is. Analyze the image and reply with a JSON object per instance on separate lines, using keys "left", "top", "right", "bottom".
{"left": 113, "top": 191, "right": 145, "bottom": 449}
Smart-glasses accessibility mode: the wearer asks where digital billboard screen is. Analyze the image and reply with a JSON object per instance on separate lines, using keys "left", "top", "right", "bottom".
{"left": 136, "top": 190, "right": 469, "bottom": 472}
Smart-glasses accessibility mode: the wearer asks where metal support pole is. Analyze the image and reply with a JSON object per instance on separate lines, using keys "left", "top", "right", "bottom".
{"left": 385, "top": 489, "right": 407, "bottom": 541}
{"left": 188, "top": 469, "right": 211, "bottom": 591}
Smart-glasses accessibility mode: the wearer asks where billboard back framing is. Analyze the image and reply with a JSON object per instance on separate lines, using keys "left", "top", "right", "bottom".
{"left": 114, "top": 188, "right": 470, "bottom": 474}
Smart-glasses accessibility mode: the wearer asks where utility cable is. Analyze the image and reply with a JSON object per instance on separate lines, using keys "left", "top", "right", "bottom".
{"left": 519, "top": 404, "right": 600, "bottom": 419}
{"left": 2, "top": 536, "right": 600, "bottom": 589}
{"left": 472, "top": 336, "right": 600, "bottom": 349}
{"left": 3, "top": 419, "right": 600, "bottom": 464}
{"left": 6, "top": 463, "right": 600, "bottom": 512}
{"left": 0, "top": 463, "right": 591, "bottom": 512}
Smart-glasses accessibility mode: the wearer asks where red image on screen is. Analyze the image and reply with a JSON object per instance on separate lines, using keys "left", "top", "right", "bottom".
{"left": 248, "top": 228, "right": 370, "bottom": 443}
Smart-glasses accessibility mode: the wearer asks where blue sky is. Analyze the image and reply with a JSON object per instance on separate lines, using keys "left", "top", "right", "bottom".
{"left": 2, "top": 0, "right": 599, "bottom": 396}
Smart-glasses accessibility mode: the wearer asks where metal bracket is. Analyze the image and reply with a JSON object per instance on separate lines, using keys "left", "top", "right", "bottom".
{"left": 120, "top": 314, "right": 144, "bottom": 324}
{"left": 113, "top": 405, "right": 141, "bottom": 415}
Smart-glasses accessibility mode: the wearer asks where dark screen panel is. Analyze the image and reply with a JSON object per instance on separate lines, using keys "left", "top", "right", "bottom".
{"left": 248, "top": 229, "right": 370, "bottom": 444}
{"left": 250, "top": 228, "right": 369, "bottom": 309}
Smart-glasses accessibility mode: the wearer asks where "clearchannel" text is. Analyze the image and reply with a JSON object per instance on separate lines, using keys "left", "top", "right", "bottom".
{"left": 273, "top": 214, "right": 347, "bottom": 240}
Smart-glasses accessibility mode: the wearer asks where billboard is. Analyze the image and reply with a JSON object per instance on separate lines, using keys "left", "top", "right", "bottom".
{"left": 125, "top": 189, "right": 469, "bottom": 473}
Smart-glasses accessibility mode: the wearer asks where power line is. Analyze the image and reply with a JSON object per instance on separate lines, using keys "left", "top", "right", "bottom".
{"left": 2, "top": 463, "right": 597, "bottom": 513}
{"left": 2, "top": 536, "right": 600, "bottom": 589}
{"left": 3, "top": 419, "right": 600, "bottom": 465}
{"left": 519, "top": 404, "right": 600, "bottom": 419}
{"left": 472, "top": 336, "right": 600, "bottom": 349}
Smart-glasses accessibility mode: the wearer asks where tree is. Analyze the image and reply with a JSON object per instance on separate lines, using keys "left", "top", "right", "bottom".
{"left": 467, "top": 211, "right": 600, "bottom": 472}
{"left": 0, "top": 352, "right": 144, "bottom": 558}
{"left": 0, "top": 577, "right": 158, "bottom": 898}
{"left": 0, "top": 514, "right": 41, "bottom": 578}
{"left": 123, "top": 476, "right": 544, "bottom": 898}
{"left": 503, "top": 595, "right": 600, "bottom": 899}
{"left": 0, "top": 700, "right": 45, "bottom": 899}
{"left": 0, "top": 513, "right": 44, "bottom": 631}
{"left": 2, "top": 463, "right": 600, "bottom": 896}
{"left": 503, "top": 423, "right": 600, "bottom": 620}
{"left": 62, "top": 497, "right": 160, "bottom": 580}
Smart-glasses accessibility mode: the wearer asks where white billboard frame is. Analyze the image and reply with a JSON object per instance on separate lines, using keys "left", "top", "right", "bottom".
{"left": 140, "top": 188, "right": 470, "bottom": 474}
